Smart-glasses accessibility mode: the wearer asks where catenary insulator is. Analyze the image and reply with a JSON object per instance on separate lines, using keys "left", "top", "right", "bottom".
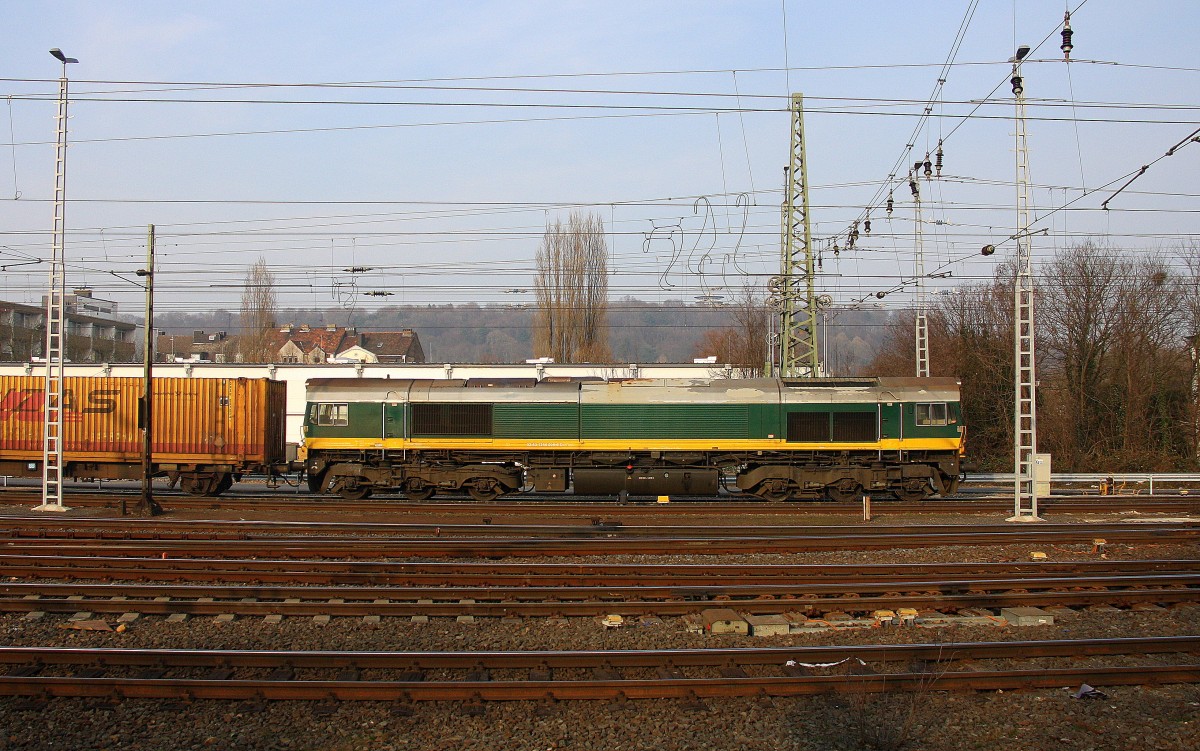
{"left": 1061, "top": 12, "right": 1074, "bottom": 60}
{"left": 908, "top": 172, "right": 919, "bottom": 198}
{"left": 981, "top": 244, "right": 995, "bottom": 256}
{"left": 935, "top": 141, "right": 944, "bottom": 177}
{"left": 886, "top": 192, "right": 894, "bottom": 216}
{"left": 864, "top": 214, "right": 872, "bottom": 234}
{"left": 1011, "top": 73, "right": 1023, "bottom": 96}
{"left": 923, "top": 155, "right": 933, "bottom": 179}
{"left": 875, "top": 291, "right": 886, "bottom": 299}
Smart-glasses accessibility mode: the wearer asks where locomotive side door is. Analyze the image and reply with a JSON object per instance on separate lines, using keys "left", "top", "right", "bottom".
{"left": 878, "top": 400, "right": 902, "bottom": 440}
{"left": 383, "top": 401, "right": 404, "bottom": 440}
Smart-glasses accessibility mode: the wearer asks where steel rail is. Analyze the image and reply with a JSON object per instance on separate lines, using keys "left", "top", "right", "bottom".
{"left": 4, "top": 515, "right": 1199, "bottom": 538}
{"left": 5, "top": 571, "right": 1199, "bottom": 603}
{"left": 8, "top": 491, "right": 1200, "bottom": 516}
{"left": 1, "top": 527, "right": 1197, "bottom": 558}
{"left": 4, "top": 636, "right": 1198, "bottom": 668}
{"left": 1, "top": 638, "right": 1197, "bottom": 701}
{"left": 6, "top": 586, "right": 1199, "bottom": 618}
{"left": 5, "top": 666, "right": 1199, "bottom": 701}
{"left": 5, "top": 554, "right": 1199, "bottom": 585}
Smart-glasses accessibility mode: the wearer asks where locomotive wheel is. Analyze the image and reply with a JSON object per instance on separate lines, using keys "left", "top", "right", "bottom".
{"left": 338, "top": 484, "right": 373, "bottom": 500}
{"left": 825, "top": 479, "right": 862, "bottom": 503}
{"left": 403, "top": 482, "right": 435, "bottom": 501}
{"left": 892, "top": 481, "right": 930, "bottom": 502}
{"left": 755, "top": 481, "right": 792, "bottom": 502}
{"left": 467, "top": 480, "right": 501, "bottom": 502}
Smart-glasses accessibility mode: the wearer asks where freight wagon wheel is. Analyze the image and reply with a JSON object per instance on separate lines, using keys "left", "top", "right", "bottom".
{"left": 306, "top": 471, "right": 326, "bottom": 494}
{"left": 467, "top": 480, "right": 501, "bottom": 502}
{"left": 892, "top": 480, "right": 930, "bottom": 502}
{"left": 825, "top": 479, "right": 862, "bottom": 503}
{"left": 207, "top": 473, "right": 234, "bottom": 497}
{"left": 180, "top": 474, "right": 218, "bottom": 496}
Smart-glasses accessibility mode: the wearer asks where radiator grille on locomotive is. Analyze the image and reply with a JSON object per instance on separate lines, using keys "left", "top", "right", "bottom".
{"left": 787, "top": 412, "right": 829, "bottom": 442}
{"left": 412, "top": 403, "right": 493, "bottom": 436}
{"left": 831, "top": 411, "right": 877, "bottom": 442}
{"left": 787, "top": 411, "right": 878, "bottom": 442}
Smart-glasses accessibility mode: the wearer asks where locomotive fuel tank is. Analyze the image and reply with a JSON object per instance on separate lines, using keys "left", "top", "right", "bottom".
{"left": 572, "top": 467, "right": 720, "bottom": 496}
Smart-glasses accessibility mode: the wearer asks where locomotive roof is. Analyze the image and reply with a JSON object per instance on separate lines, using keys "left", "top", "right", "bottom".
{"left": 305, "top": 376, "right": 960, "bottom": 403}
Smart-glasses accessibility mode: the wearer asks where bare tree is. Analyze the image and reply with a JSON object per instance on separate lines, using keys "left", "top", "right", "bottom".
{"left": 1038, "top": 243, "right": 1123, "bottom": 468}
{"left": 238, "top": 257, "right": 278, "bottom": 363}
{"left": 693, "top": 283, "right": 769, "bottom": 376}
{"left": 867, "top": 244, "right": 1199, "bottom": 473}
{"left": 869, "top": 269, "right": 1014, "bottom": 469}
{"left": 534, "top": 211, "right": 610, "bottom": 362}
{"left": 1177, "top": 241, "right": 1200, "bottom": 458}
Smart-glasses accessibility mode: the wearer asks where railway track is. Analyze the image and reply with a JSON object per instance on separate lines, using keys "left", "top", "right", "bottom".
{"left": 2, "top": 637, "right": 1197, "bottom": 702}
{"left": 7, "top": 572, "right": 1200, "bottom": 618}
{"left": 1, "top": 519, "right": 1197, "bottom": 557}
{"left": 4, "top": 487, "right": 1200, "bottom": 517}
{"left": 6, "top": 554, "right": 1198, "bottom": 585}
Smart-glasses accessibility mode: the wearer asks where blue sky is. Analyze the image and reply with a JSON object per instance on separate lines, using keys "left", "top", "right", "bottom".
{"left": 1, "top": 1, "right": 1197, "bottom": 319}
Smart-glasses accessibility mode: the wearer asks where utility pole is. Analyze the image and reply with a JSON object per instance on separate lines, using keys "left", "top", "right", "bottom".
{"left": 134, "top": 225, "right": 163, "bottom": 517}
{"left": 35, "top": 48, "right": 78, "bottom": 513}
{"left": 911, "top": 172, "right": 929, "bottom": 378}
{"left": 774, "top": 93, "right": 819, "bottom": 378}
{"left": 1008, "top": 45, "right": 1043, "bottom": 522}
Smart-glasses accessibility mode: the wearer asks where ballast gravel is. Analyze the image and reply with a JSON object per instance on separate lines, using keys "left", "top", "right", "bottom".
{"left": 1, "top": 508, "right": 1198, "bottom": 750}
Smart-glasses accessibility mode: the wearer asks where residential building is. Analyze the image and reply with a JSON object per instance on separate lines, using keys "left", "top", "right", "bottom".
{"left": 269, "top": 323, "right": 425, "bottom": 364}
{"left": 269, "top": 323, "right": 350, "bottom": 364}
{"left": 156, "top": 330, "right": 235, "bottom": 363}
{"left": 0, "top": 291, "right": 137, "bottom": 362}
{"left": 334, "top": 329, "right": 424, "bottom": 363}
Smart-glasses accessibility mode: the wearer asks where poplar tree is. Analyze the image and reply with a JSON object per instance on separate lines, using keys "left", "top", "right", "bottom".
{"left": 534, "top": 211, "right": 610, "bottom": 362}
{"left": 238, "top": 257, "right": 278, "bottom": 363}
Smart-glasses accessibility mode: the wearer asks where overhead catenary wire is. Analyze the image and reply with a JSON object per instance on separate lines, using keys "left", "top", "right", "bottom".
{"left": 1, "top": 2, "right": 1194, "bottom": 322}
{"left": 1100, "top": 126, "right": 1200, "bottom": 210}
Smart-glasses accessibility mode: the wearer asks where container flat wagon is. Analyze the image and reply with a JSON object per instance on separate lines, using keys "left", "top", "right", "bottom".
{"left": 300, "top": 376, "right": 964, "bottom": 501}
{"left": 0, "top": 376, "right": 287, "bottom": 495}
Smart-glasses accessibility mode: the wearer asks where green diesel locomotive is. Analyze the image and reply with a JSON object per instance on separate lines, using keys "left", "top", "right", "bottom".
{"left": 299, "top": 376, "right": 964, "bottom": 502}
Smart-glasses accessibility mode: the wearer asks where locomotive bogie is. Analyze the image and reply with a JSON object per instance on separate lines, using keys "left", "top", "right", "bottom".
{"left": 319, "top": 457, "right": 523, "bottom": 500}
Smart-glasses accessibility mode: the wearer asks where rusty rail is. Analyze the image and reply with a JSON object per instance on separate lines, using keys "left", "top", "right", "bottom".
{"left": 6, "top": 489, "right": 1200, "bottom": 517}
{"left": 1, "top": 521, "right": 1196, "bottom": 558}
{"left": 5, "top": 573, "right": 1199, "bottom": 617}
{"left": 4, "top": 554, "right": 1198, "bottom": 585}
{"left": 1, "top": 637, "right": 1197, "bottom": 701}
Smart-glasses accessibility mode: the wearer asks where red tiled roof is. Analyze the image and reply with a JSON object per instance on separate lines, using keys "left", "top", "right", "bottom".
{"left": 268, "top": 326, "right": 349, "bottom": 355}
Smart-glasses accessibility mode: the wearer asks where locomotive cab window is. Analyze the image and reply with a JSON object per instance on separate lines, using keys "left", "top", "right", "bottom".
{"left": 313, "top": 403, "right": 348, "bottom": 427}
{"left": 915, "top": 402, "right": 949, "bottom": 426}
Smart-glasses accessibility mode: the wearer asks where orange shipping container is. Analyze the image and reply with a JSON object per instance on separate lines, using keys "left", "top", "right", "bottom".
{"left": 0, "top": 377, "right": 286, "bottom": 486}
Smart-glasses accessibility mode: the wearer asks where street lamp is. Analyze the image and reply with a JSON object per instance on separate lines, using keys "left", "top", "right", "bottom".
{"left": 35, "top": 48, "right": 78, "bottom": 513}
{"left": 1008, "top": 42, "right": 1042, "bottom": 522}
{"left": 49, "top": 48, "right": 78, "bottom": 65}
